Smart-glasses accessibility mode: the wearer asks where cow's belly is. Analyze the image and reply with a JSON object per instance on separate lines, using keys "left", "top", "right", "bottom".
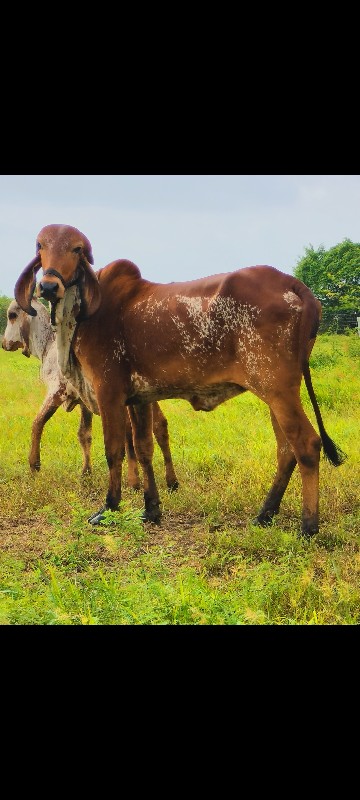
{"left": 126, "top": 380, "right": 246, "bottom": 411}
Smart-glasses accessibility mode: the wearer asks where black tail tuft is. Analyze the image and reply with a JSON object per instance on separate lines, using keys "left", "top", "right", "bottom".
{"left": 322, "top": 431, "right": 347, "bottom": 467}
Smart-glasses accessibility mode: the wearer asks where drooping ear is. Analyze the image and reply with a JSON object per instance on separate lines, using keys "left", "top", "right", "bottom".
{"left": 78, "top": 256, "right": 102, "bottom": 318}
{"left": 83, "top": 237, "right": 94, "bottom": 265}
{"left": 14, "top": 256, "right": 42, "bottom": 317}
{"left": 19, "top": 316, "right": 30, "bottom": 357}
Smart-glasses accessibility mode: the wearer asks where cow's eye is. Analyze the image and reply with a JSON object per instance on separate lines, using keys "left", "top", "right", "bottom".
{"left": 8, "top": 312, "right": 17, "bottom": 320}
{"left": 73, "top": 246, "right": 82, "bottom": 254}
{"left": 36, "top": 241, "right": 42, "bottom": 251}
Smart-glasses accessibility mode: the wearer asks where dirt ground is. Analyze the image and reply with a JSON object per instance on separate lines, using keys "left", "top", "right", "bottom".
{"left": 0, "top": 511, "right": 244, "bottom": 574}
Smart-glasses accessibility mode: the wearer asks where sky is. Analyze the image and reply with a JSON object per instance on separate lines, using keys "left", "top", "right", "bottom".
{"left": 0, "top": 174, "right": 359, "bottom": 298}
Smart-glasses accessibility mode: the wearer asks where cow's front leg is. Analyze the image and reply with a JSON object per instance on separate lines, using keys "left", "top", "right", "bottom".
{"left": 29, "top": 392, "right": 63, "bottom": 472}
{"left": 127, "top": 404, "right": 162, "bottom": 524}
{"left": 88, "top": 398, "right": 126, "bottom": 526}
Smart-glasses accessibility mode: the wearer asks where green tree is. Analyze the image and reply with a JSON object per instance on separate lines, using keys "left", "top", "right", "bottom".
{"left": 294, "top": 238, "right": 360, "bottom": 312}
{"left": 0, "top": 294, "right": 12, "bottom": 335}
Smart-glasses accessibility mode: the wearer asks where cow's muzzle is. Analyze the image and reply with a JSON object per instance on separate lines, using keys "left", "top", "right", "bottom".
{"left": 38, "top": 267, "right": 80, "bottom": 303}
{"left": 2, "top": 338, "right": 21, "bottom": 352}
{"left": 38, "top": 280, "right": 60, "bottom": 301}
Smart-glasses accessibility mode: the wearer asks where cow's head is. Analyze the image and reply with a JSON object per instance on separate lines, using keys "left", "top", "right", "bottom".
{"left": 2, "top": 300, "right": 31, "bottom": 357}
{"left": 14, "top": 224, "right": 102, "bottom": 320}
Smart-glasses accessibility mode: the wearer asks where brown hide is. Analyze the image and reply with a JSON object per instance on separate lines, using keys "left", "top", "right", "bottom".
{"left": 15, "top": 225, "right": 345, "bottom": 535}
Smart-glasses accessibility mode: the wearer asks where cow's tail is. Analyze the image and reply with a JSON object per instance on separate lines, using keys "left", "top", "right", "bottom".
{"left": 293, "top": 278, "right": 347, "bottom": 467}
{"left": 302, "top": 360, "right": 346, "bottom": 465}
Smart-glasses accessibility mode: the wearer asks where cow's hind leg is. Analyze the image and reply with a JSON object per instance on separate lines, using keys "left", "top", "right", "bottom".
{"left": 78, "top": 403, "right": 93, "bottom": 475}
{"left": 125, "top": 410, "right": 141, "bottom": 490}
{"left": 152, "top": 402, "right": 179, "bottom": 490}
{"left": 259, "top": 397, "right": 322, "bottom": 537}
{"left": 127, "top": 404, "right": 162, "bottom": 524}
{"left": 254, "top": 410, "right": 297, "bottom": 526}
{"left": 29, "top": 392, "right": 63, "bottom": 472}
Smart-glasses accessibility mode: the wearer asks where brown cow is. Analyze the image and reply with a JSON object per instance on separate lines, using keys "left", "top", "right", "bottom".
{"left": 14, "top": 224, "right": 346, "bottom": 536}
{"left": 2, "top": 297, "right": 178, "bottom": 491}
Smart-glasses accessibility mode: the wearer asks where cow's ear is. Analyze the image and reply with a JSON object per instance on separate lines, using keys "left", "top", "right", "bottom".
{"left": 78, "top": 257, "right": 102, "bottom": 318}
{"left": 19, "top": 315, "right": 31, "bottom": 357}
{"left": 83, "top": 240, "right": 94, "bottom": 265}
{"left": 14, "top": 256, "right": 42, "bottom": 317}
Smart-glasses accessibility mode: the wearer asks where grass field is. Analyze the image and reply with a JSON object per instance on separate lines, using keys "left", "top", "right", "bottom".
{"left": 0, "top": 333, "right": 359, "bottom": 625}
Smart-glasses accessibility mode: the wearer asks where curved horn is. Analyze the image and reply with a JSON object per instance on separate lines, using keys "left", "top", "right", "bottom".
{"left": 14, "top": 256, "right": 42, "bottom": 316}
{"left": 78, "top": 257, "right": 102, "bottom": 318}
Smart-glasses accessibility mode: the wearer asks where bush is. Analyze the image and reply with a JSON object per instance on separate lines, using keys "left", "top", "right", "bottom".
{"left": 0, "top": 295, "right": 12, "bottom": 335}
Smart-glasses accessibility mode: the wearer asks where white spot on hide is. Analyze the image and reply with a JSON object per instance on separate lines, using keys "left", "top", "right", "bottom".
{"left": 283, "top": 291, "right": 302, "bottom": 311}
{"left": 131, "top": 372, "right": 152, "bottom": 391}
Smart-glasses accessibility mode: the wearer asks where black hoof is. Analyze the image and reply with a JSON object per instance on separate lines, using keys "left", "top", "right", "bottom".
{"left": 253, "top": 513, "right": 275, "bottom": 527}
{"left": 141, "top": 509, "right": 162, "bottom": 525}
{"left": 167, "top": 480, "right": 179, "bottom": 492}
{"left": 141, "top": 497, "right": 162, "bottom": 524}
{"left": 30, "top": 463, "right": 41, "bottom": 472}
{"left": 88, "top": 507, "right": 107, "bottom": 525}
{"left": 300, "top": 527, "right": 318, "bottom": 539}
{"left": 301, "top": 516, "right": 319, "bottom": 538}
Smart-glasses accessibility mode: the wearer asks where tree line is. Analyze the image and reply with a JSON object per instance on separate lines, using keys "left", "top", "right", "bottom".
{"left": 294, "top": 238, "right": 359, "bottom": 310}
{"left": 294, "top": 238, "right": 359, "bottom": 334}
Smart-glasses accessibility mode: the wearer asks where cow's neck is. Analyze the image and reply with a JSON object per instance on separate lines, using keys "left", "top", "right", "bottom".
{"left": 53, "top": 286, "right": 99, "bottom": 414}
{"left": 29, "top": 312, "right": 54, "bottom": 363}
{"left": 53, "top": 286, "right": 80, "bottom": 379}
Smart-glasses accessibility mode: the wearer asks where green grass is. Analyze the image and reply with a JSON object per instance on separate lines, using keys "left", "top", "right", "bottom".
{"left": 0, "top": 332, "right": 359, "bottom": 625}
